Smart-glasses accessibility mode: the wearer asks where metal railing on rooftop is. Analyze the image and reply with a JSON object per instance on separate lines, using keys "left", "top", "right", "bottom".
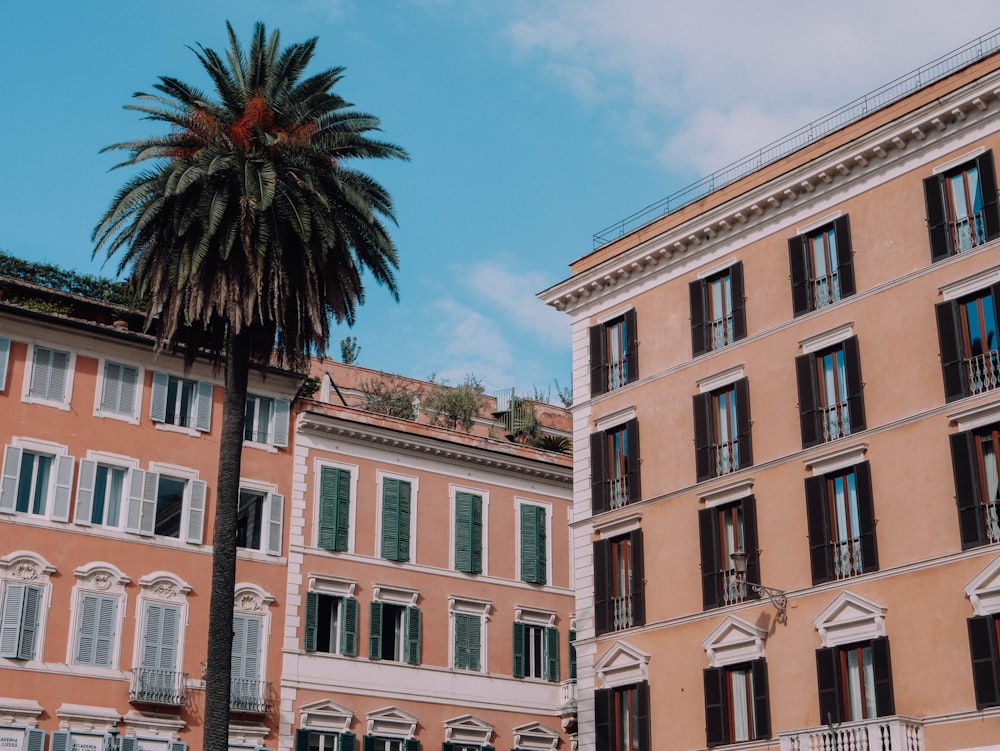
{"left": 593, "top": 28, "right": 1000, "bottom": 249}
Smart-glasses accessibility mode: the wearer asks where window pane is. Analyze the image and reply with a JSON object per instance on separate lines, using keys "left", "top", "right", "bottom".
{"left": 155, "top": 476, "right": 185, "bottom": 538}
{"left": 236, "top": 491, "right": 264, "bottom": 550}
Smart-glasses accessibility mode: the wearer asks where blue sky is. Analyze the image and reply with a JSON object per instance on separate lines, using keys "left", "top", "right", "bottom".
{"left": 3, "top": 1, "right": 999, "bottom": 399}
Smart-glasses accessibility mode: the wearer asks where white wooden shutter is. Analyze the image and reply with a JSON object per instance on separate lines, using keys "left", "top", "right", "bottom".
{"left": 75, "top": 594, "right": 98, "bottom": 663}
{"left": 18, "top": 584, "right": 40, "bottom": 660}
{"left": 102, "top": 362, "right": 123, "bottom": 412}
{"left": 126, "top": 470, "right": 158, "bottom": 535}
{"left": 0, "top": 584, "right": 26, "bottom": 657}
{"left": 24, "top": 730, "right": 44, "bottom": 751}
{"left": 51, "top": 454, "right": 75, "bottom": 522}
{"left": 120, "top": 737, "right": 138, "bottom": 751}
{"left": 266, "top": 492, "right": 284, "bottom": 556}
{"left": 75, "top": 459, "right": 97, "bottom": 525}
{"left": 272, "top": 399, "right": 290, "bottom": 447}
{"left": 93, "top": 595, "right": 117, "bottom": 666}
{"left": 185, "top": 480, "right": 207, "bottom": 544}
{"left": 142, "top": 603, "right": 179, "bottom": 670}
{"left": 195, "top": 381, "right": 213, "bottom": 432}
{"left": 29, "top": 347, "right": 51, "bottom": 399}
{"left": 150, "top": 372, "right": 168, "bottom": 422}
{"left": 0, "top": 337, "right": 10, "bottom": 391}
{"left": 48, "top": 350, "right": 68, "bottom": 402}
{"left": 0, "top": 445, "right": 22, "bottom": 513}
{"left": 50, "top": 731, "right": 71, "bottom": 751}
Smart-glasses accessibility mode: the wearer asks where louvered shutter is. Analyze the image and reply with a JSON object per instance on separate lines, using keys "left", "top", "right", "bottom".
{"left": 520, "top": 504, "right": 546, "bottom": 584}
{"left": 102, "top": 362, "right": 123, "bottom": 412}
{"left": 593, "top": 539, "right": 611, "bottom": 635}
{"left": 455, "top": 492, "right": 472, "bottom": 572}
{"left": 335, "top": 469, "right": 351, "bottom": 552}
{"left": 742, "top": 496, "right": 761, "bottom": 597}
{"left": 816, "top": 646, "right": 842, "bottom": 724}
{"left": 363, "top": 738, "right": 376, "bottom": 751}
{"left": 730, "top": 262, "right": 747, "bottom": 342}
{"left": 624, "top": 309, "right": 639, "bottom": 384}
{"left": 272, "top": 398, "right": 290, "bottom": 447}
{"left": 185, "top": 480, "right": 206, "bottom": 544}
{"left": 590, "top": 324, "right": 607, "bottom": 396}
{"left": 75, "top": 594, "right": 98, "bottom": 663}
{"left": 0, "top": 337, "right": 8, "bottom": 391}
{"left": 340, "top": 734, "right": 356, "bottom": 751}
{"left": 266, "top": 492, "right": 284, "bottom": 556}
{"left": 403, "top": 741, "right": 420, "bottom": 751}
{"left": 318, "top": 466, "right": 338, "bottom": 550}
{"left": 789, "top": 232, "right": 811, "bottom": 316}
{"left": 805, "top": 476, "right": 833, "bottom": 584}
{"left": 51, "top": 454, "right": 74, "bottom": 522}
{"left": 16, "top": 584, "right": 39, "bottom": 660}
{"left": 950, "top": 431, "right": 986, "bottom": 548}
{"left": 47, "top": 349, "right": 68, "bottom": 402}
{"left": 630, "top": 529, "right": 646, "bottom": 626}
{"left": 471, "top": 494, "right": 483, "bottom": 574}
{"left": 0, "top": 584, "right": 26, "bottom": 657}
{"left": 751, "top": 658, "right": 771, "bottom": 739}
{"left": 405, "top": 606, "right": 421, "bottom": 665}
{"left": 568, "top": 629, "right": 577, "bottom": 680}
{"left": 194, "top": 381, "right": 213, "bottom": 432}
{"left": 75, "top": 459, "right": 97, "bottom": 525}
{"left": 342, "top": 597, "right": 358, "bottom": 656}
{"left": 636, "top": 681, "right": 651, "bottom": 751}
{"left": 690, "top": 279, "right": 709, "bottom": 357}
{"left": 545, "top": 626, "right": 559, "bottom": 682}
{"left": 590, "top": 432, "right": 609, "bottom": 514}
{"left": 594, "top": 688, "right": 612, "bottom": 750}
{"left": 24, "top": 731, "right": 44, "bottom": 751}
{"left": 382, "top": 479, "right": 401, "bottom": 561}
{"left": 468, "top": 614, "right": 481, "bottom": 671}
{"left": 704, "top": 666, "right": 727, "bottom": 747}
{"left": 50, "top": 732, "right": 71, "bottom": 751}
{"left": 397, "top": 481, "right": 411, "bottom": 562}
{"left": 142, "top": 603, "right": 179, "bottom": 671}
{"left": 796, "top": 353, "right": 821, "bottom": 448}
{"left": 29, "top": 347, "right": 50, "bottom": 400}
{"left": 126, "top": 469, "right": 157, "bottom": 535}
{"left": 834, "top": 216, "right": 855, "bottom": 299}
{"left": 1, "top": 444, "right": 23, "bottom": 513}
{"left": 699, "top": 507, "right": 720, "bottom": 610}
{"left": 368, "top": 601, "right": 383, "bottom": 659}
{"left": 512, "top": 621, "right": 525, "bottom": 677}
{"left": 854, "top": 462, "right": 879, "bottom": 573}
{"left": 977, "top": 151, "right": 1000, "bottom": 243}
{"left": 167, "top": 743, "right": 187, "bottom": 751}
{"left": 625, "top": 418, "right": 641, "bottom": 505}
{"left": 150, "top": 372, "right": 169, "bottom": 422}
{"left": 871, "top": 637, "right": 895, "bottom": 716}
{"left": 924, "top": 172, "right": 950, "bottom": 261}
{"left": 294, "top": 730, "right": 311, "bottom": 751}
{"left": 232, "top": 613, "right": 262, "bottom": 680}
{"left": 935, "top": 300, "right": 968, "bottom": 402}
{"left": 693, "top": 392, "right": 713, "bottom": 482}
{"left": 303, "top": 592, "right": 318, "bottom": 652}
{"left": 94, "top": 595, "right": 117, "bottom": 666}
{"left": 120, "top": 737, "right": 137, "bottom": 751}
{"left": 735, "top": 378, "right": 753, "bottom": 468}
{"left": 843, "top": 337, "right": 866, "bottom": 433}
{"left": 968, "top": 615, "right": 1000, "bottom": 708}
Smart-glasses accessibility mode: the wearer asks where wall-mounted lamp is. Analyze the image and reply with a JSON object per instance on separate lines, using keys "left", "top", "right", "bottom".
{"left": 730, "top": 550, "right": 788, "bottom": 624}
{"left": 104, "top": 727, "right": 120, "bottom": 751}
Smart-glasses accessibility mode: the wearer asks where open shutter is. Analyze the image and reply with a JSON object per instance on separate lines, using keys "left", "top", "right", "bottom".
{"left": 968, "top": 615, "right": 1000, "bottom": 708}
{"left": 624, "top": 308, "right": 639, "bottom": 384}
{"left": 24, "top": 731, "right": 43, "bottom": 751}
{"left": 735, "top": 378, "right": 753, "bottom": 468}
{"left": 871, "top": 637, "right": 895, "bottom": 716}
{"left": 630, "top": 528, "right": 646, "bottom": 626}
{"left": 699, "top": 507, "right": 721, "bottom": 609}
{"left": 0, "top": 584, "right": 26, "bottom": 657}
{"left": 272, "top": 398, "right": 290, "bottom": 447}
{"left": 266, "top": 492, "right": 283, "bottom": 556}
{"left": 194, "top": 381, "right": 213, "bottom": 432}
{"left": 50, "top": 732, "right": 71, "bottom": 751}
{"left": 742, "top": 495, "right": 761, "bottom": 595}
{"left": 594, "top": 687, "right": 612, "bottom": 751}
{"left": 342, "top": 597, "right": 358, "bottom": 656}
{"left": 843, "top": 337, "right": 866, "bottom": 433}
{"left": 318, "top": 466, "right": 338, "bottom": 550}
{"left": 75, "top": 459, "right": 97, "bottom": 525}
{"left": 51, "top": 454, "right": 74, "bottom": 522}
{"left": 303, "top": 592, "right": 318, "bottom": 652}
{"left": 545, "top": 626, "right": 559, "bottom": 682}
{"left": 590, "top": 324, "right": 607, "bottom": 396}
{"left": 16, "top": 585, "right": 39, "bottom": 660}
{"left": 693, "top": 392, "right": 713, "bottom": 482}
{"left": 625, "top": 418, "right": 641, "bottom": 505}
{"left": 704, "top": 666, "right": 728, "bottom": 747}
{"left": 405, "top": 606, "right": 421, "bottom": 665}
{"left": 512, "top": 621, "right": 526, "bottom": 678}
{"left": 185, "top": 480, "right": 207, "bottom": 544}
{"left": 101, "top": 363, "right": 122, "bottom": 412}
{"left": 340, "top": 734, "right": 356, "bottom": 751}
{"left": 796, "top": 353, "right": 821, "bottom": 448}
{"left": 730, "top": 262, "right": 747, "bottom": 342}
{"left": 816, "top": 646, "right": 842, "bottom": 725}
{"left": 805, "top": 476, "right": 832, "bottom": 584}
{"left": 569, "top": 629, "right": 577, "bottom": 680}
{"left": 924, "top": 173, "right": 950, "bottom": 261}
{"left": 382, "top": 479, "right": 401, "bottom": 560}
{"left": 368, "top": 601, "right": 383, "bottom": 659}
{"left": 834, "top": 215, "right": 855, "bottom": 299}
{"left": 0, "top": 337, "right": 8, "bottom": 391}
{"left": 294, "top": 730, "right": 310, "bottom": 751}
{"left": 593, "top": 539, "right": 611, "bottom": 635}
{"left": 936, "top": 296, "right": 974, "bottom": 402}
{"left": 951, "top": 431, "right": 987, "bottom": 548}
{"left": 335, "top": 469, "right": 351, "bottom": 552}
{"left": 789, "top": 232, "right": 811, "bottom": 316}
{"left": 751, "top": 658, "right": 771, "bottom": 739}
{"left": 854, "top": 462, "right": 879, "bottom": 573}
{"left": 75, "top": 594, "right": 98, "bottom": 664}
{"left": 977, "top": 151, "right": 1000, "bottom": 243}
{"left": 150, "top": 372, "right": 168, "bottom": 422}
{"left": 1, "top": 445, "right": 23, "bottom": 513}
{"left": 636, "top": 681, "right": 651, "bottom": 750}
{"left": 126, "top": 469, "right": 156, "bottom": 535}
{"left": 590, "top": 432, "right": 609, "bottom": 514}
{"left": 690, "top": 279, "right": 709, "bottom": 357}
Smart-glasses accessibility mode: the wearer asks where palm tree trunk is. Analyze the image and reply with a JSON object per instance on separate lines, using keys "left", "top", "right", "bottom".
{"left": 204, "top": 329, "right": 251, "bottom": 751}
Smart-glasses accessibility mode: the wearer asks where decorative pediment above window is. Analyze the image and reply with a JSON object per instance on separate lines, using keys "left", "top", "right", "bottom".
{"left": 0, "top": 550, "right": 55, "bottom": 582}
{"left": 702, "top": 616, "right": 767, "bottom": 667}
{"left": 0, "top": 697, "right": 44, "bottom": 727}
{"left": 799, "top": 322, "right": 855, "bottom": 354}
{"left": 511, "top": 721, "right": 560, "bottom": 751}
{"left": 121, "top": 709, "right": 184, "bottom": 739}
{"left": 233, "top": 583, "right": 275, "bottom": 613}
{"left": 449, "top": 595, "right": 492, "bottom": 619}
{"left": 366, "top": 707, "right": 418, "bottom": 739}
{"left": 594, "top": 640, "right": 650, "bottom": 688}
{"left": 592, "top": 512, "right": 642, "bottom": 538}
{"left": 372, "top": 583, "right": 419, "bottom": 607}
{"left": 74, "top": 562, "right": 130, "bottom": 591}
{"left": 309, "top": 574, "right": 357, "bottom": 598}
{"left": 965, "top": 553, "right": 1000, "bottom": 615}
{"left": 443, "top": 715, "right": 494, "bottom": 746}
{"left": 228, "top": 720, "right": 269, "bottom": 746}
{"left": 298, "top": 699, "right": 354, "bottom": 733}
{"left": 803, "top": 442, "right": 868, "bottom": 476}
{"left": 514, "top": 605, "right": 557, "bottom": 627}
{"left": 813, "top": 591, "right": 886, "bottom": 647}
{"left": 55, "top": 704, "right": 122, "bottom": 733}
{"left": 138, "top": 571, "right": 192, "bottom": 602}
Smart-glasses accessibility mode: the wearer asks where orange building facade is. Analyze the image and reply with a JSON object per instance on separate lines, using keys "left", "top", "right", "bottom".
{"left": 541, "top": 33, "right": 1000, "bottom": 751}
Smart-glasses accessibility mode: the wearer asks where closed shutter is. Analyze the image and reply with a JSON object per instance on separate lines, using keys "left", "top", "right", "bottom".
{"left": 935, "top": 300, "right": 968, "bottom": 402}
{"left": 511, "top": 621, "right": 525, "bottom": 677}
{"left": 590, "top": 432, "right": 609, "bottom": 514}
{"left": 735, "top": 378, "right": 753, "bottom": 468}
{"left": 194, "top": 381, "right": 213, "bottom": 432}
{"left": 730, "top": 262, "right": 747, "bottom": 342}
{"left": 977, "top": 151, "right": 1000, "bottom": 243}
{"left": 590, "top": 324, "right": 607, "bottom": 396}
{"left": 294, "top": 730, "right": 310, "bottom": 751}
{"left": 185, "top": 480, "right": 207, "bottom": 544}
{"left": 232, "top": 613, "right": 262, "bottom": 680}
{"left": 815, "top": 646, "right": 842, "bottom": 724}
{"left": 1, "top": 583, "right": 41, "bottom": 659}
{"left": 24, "top": 731, "right": 44, "bottom": 751}
{"left": 303, "top": 592, "right": 318, "bottom": 652}
{"left": 870, "top": 637, "right": 895, "bottom": 717}
{"left": 272, "top": 398, "right": 290, "bottom": 447}
{"left": 404, "top": 606, "right": 421, "bottom": 665}
{"left": 834, "top": 216, "right": 856, "bottom": 299}
{"left": 51, "top": 454, "right": 74, "bottom": 522}
{"left": 319, "top": 467, "right": 350, "bottom": 552}
{"left": 630, "top": 529, "right": 646, "bottom": 627}
{"left": 455, "top": 492, "right": 483, "bottom": 574}
{"left": 455, "top": 612, "right": 479, "bottom": 671}
{"left": 150, "top": 372, "right": 169, "bottom": 422}
{"left": 699, "top": 507, "right": 720, "bottom": 610}
{"left": 751, "top": 658, "right": 771, "bottom": 740}
{"left": 968, "top": 615, "right": 1000, "bottom": 708}
{"left": 796, "top": 353, "right": 821, "bottom": 448}
{"left": 75, "top": 459, "right": 97, "bottom": 525}
{"left": 102, "top": 362, "right": 138, "bottom": 414}
{"left": 520, "top": 504, "right": 546, "bottom": 584}
{"left": 693, "top": 392, "right": 713, "bottom": 482}
{"left": 126, "top": 469, "right": 158, "bottom": 535}
{"left": 120, "top": 738, "right": 137, "bottom": 751}
{"left": 924, "top": 172, "right": 950, "bottom": 261}
{"left": 704, "top": 666, "right": 727, "bottom": 747}
{"left": 805, "top": 476, "right": 832, "bottom": 584}
{"left": 382, "top": 479, "right": 402, "bottom": 561}
{"left": 368, "top": 601, "right": 383, "bottom": 659}
{"left": 266, "top": 492, "right": 284, "bottom": 556}
{"left": 0, "top": 337, "right": 8, "bottom": 391}
{"left": 690, "top": 279, "right": 709, "bottom": 357}
{"left": 854, "top": 462, "right": 879, "bottom": 574}
{"left": 625, "top": 418, "right": 641, "bottom": 505}
{"left": 340, "top": 734, "right": 356, "bottom": 751}
{"left": 951, "top": 431, "right": 986, "bottom": 548}
{"left": 342, "top": 597, "right": 358, "bottom": 656}
{"left": 141, "top": 603, "right": 179, "bottom": 671}
{"left": 545, "top": 626, "right": 559, "bottom": 682}
{"left": 50, "top": 732, "right": 71, "bottom": 751}
{"left": 76, "top": 594, "right": 117, "bottom": 666}
{"left": 0, "top": 445, "right": 22, "bottom": 514}
{"left": 843, "top": 337, "right": 866, "bottom": 433}
{"left": 594, "top": 687, "right": 612, "bottom": 750}
{"left": 593, "top": 539, "right": 611, "bottom": 635}
{"left": 363, "top": 739, "right": 376, "bottom": 751}
{"left": 167, "top": 743, "right": 187, "bottom": 751}
{"left": 568, "top": 629, "right": 577, "bottom": 680}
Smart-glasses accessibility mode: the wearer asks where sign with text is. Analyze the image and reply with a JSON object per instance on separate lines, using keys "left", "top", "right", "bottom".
{"left": 0, "top": 728, "right": 25, "bottom": 751}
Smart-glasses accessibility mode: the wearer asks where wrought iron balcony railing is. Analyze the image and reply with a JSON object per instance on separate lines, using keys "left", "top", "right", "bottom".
{"left": 230, "top": 678, "right": 272, "bottom": 714}
{"left": 968, "top": 349, "right": 1000, "bottom": 395}
{"left": 611, "top": 594, "right": 634, "bottom": 631}
{"left": 129, "top": 667, "right": 187, "bottom": 706}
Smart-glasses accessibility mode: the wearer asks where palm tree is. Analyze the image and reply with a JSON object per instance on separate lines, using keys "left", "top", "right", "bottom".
{"left": 93, "top": 22, "right": 407, "bottom": 751}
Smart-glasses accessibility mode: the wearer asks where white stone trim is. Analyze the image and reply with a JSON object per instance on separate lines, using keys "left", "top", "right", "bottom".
{"left": 512, "top": 721, "right": 561, "bottom": 751}
{"left": 697, "top": 257, "right": 739, "bottom": 280}
{"left": 596, "top": 306, "right": 634, "bottom": 325}
{"left": 592, "top": 512, "right": 642, "bottom": 538}
{"left": 699, "top": 478, "right": 755, "bottom": 507}
{"left": 796, "top": 210, "right": 843, "bottom": 235}
{"left": 932, "top": 145, "right": 986, "bottom": 173}
{"left": 593, "top": 641, "right": 650, "bottom": 688}
{"left": 697, "top": 364, "right": 746, "bottom": 394}
{"left": 21, "top": 343, "right": 75, "bottom": 411}
{"left": 702, "top": 616, "right": 767, "bottom": 668}
{"left": 966, "top": 554, "right": 1000, "bottom": 616}
{"left": 804, "top": 443, "right": 868, "bottom": 476}
{"left": 813, "top": 591, "right": 887, "bottom": 648}
{"left": 515, "top": 497, "right": 553, "bottom": 585}
{"left": 308, "top": 575, "right": 357, "bottom": 599}
{"left": 939, "top": 264, "right": 1000, "bottom": 301}
{"left": 443, "top": 714, "right": 494, "bottom": 746}
{"left": 949, "top": 399, "right": 1000, "bottom": 432}
{"left": 92, "top": 357, "right": 144, "bottom": 425}
{"left": 365, "top": 706, "right": 418, "bottom": 739}
{"left": 298, "top": 699, "right": 355, "bottom": 733}
{"left": 0, "top": 697, "right": 44, "bottom": 727}
{"left": 55, "top": 704, "right": 121, "bottom": 732}
{"left": 234, "top": 582, "right": 275, "bottom": 613}
{"left": 373, "top": 583, "right": 419, "bottom": 607}
{"left": 313, "top": 458, "right": 359, "bottom": 553}
{"left": 799, "top": 322, "right": 855, "bottom": 354}
{"left": 448, "top": 484, "right": 490, "bottom": 576}
{"left": 593, "top": 406, "right": 636, "bottom": 432}
{"left": 514, "top": 605, "right": 557, "bottom": 628}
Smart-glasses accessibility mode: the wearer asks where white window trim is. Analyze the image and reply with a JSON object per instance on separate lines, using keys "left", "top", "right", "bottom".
{"left": 949, "top": 399, "right": 1000, "bottom": 432}
{"left": 93, "top": 358, "right": 143, "bottom": 424}
{"left": 237, "top": 478, "right": 281, "bottom": 556}
{"left": 593, "top": 641, "right": 650, "bottom": 689}
{"left": 0, "top": 550, "right": 55, "bottom": 667}
{"left": 442, "top": 715, "right": 494, "bottom": 746}
{"left": 299, "top": 699, "right": 355, "bottom": 733}
{"left": 512, "top": 722, "right": 561, "bottom": 751}
{"left": 449, "top": 484, "right": 490, "bottom": 576}
{"left": 940, "top": 264, "right": 1000, "bottom": 301}
{"left": 242, "top": 392, "right": 291, "bottom": 452}
{"left": 697, "top": 257, "right": 739, "bottom": 280}
{"left": 593, "top": 511, "right": 642, "bottom": 538}
{"left": 448, "top": 596, "right": 491, "bottom": 675}
{"left": 309, "top": 575, "right": 357, "bottom": 599}
{"left": 515, "top": 498, "right": 552, "bottom": 585}
{"left": 0, "top": 336, "right": 11, "bottom": 393}
{"left": 21, "top": 343, "right": 75, "bottom": 411}
{"left": 143, "top": 462, "right": 203, "bottom": 544}
{"left": 77, "top": 451, "right": 140, "bottom": 529}
{"left": 514, "top": 605, "right": 556, "bottom": 628}
{"left": 804, "top": 442, "right": 868, "bottom": 476}
{"left": 132, "top": 571, "right": 192, "bottom": 678}
{"left": 932, "top": 146, "right": 986, "bottom": 174}
{"left": 372, "top": 584, "right": 419, "bottom": 608}
{"left": 365, "top": 707, "right": 419, "bottom": 740}
{"left": 66, "top": 562, "right": 130, "bottom": 672}
{"left": 594, "top": 406, "right": 636, "bottom": 432}
{"left": 154, "top": 422, "right": 203, "bottom": 438}
{"left": 375, "top": 470, "right": 419, "bottom": 564}
{"left": 596, "top": 306, "right": 634, "bottom": 325}
{"left": 696, "top": 364, "right": 746, "bottom": 394}
{"left": 702, "top": 615, "right": 767, "bottom": 668}
{"left": 5, "top": 436, "right": 73, "bottom": 521}
{"left": 233, "top": 583, "right": 274, "bottom": 685}
{"left": 799, "top": 322, "right": 855, "bottom": 354}
{"left": 699, "top": 478, "right": 755, "bottom": 508}
{"left": 813, "top": 591, "right": 887, "bottom": 648}
{"left": 796, "top": 210, "right": 843, "bottom": 236}
{"left": 313, "top": 459, "right": 358, "bottom": 554}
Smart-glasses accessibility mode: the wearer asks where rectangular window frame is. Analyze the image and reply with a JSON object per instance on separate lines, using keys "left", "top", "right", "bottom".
{"left": 690, "top": 262, "right": 746, "bottom": 357}
{"left": 22, "top": 344, "right": 74, "bottom": 410}
{"left": 303, "top": 591, "right": 358, "bottom": 657}
{"left": 590, "top": 418, "right": 641, "bottom": 515}
{"left": 805, "top": 462, "right": 878, "bottom": 585}
{"left": 693, "top": 379, "right": 752, "bottom": 482}
{"left": 451, "top": 486, "right": 488, "bottom": 575}
{"left": 516, "top": 499, "right": 551, "bottom": 585}
{"left": 788, "top": 216, "right": 855, "bottom": 316}
{"left": 236, "top": 480, "right": 284, "bottom": 557}
{"left": 704, "top": 659, "right": 771, "bottom": 747}
{"left": 125, "top": 462, "right": 206, "bottom": 544}
{"left": 590, "top": 309, "right": 638, "bottom": 396}
{"left": 315, "top": 461, "right": 357, "bottom": 553}
{"left": 816, "top": 637, "right": 894, "bottom": 723}
{"left": 594, "top": 529, "right": 645, "bottom": 636}
{"left": 796, "top": 336, "right": 866, "bottom": 448}
{"left": 244, "top": 393, "right": 290, "bottom": 448}
{"left": 925, "top": 150, "right": 1000, "bottom": 260}
{"left": 95, "top": 359, "right": 142, "bottom": 423}
{"left": 0, "top": 582, "right": 45, "bottom": 661}
{"left": 450, "top": 597, "right": 489, "bottom": 673}
{"left": 698, "top": 496, "right": 760, "bottom": 610}
{"left": 376, "top": 471, "right": 418, "bottom": 563}
{"left": 150, "top": 372, "right": 213, "bottom": 434}
{"left": 0, "top": 438, "right": 74, "bottom": 522}
{"left": 936, "top": 284, "right": 1000, "bottom": 402}
{"left": 950, "top": 422, "right": 1000, "bottom": 549}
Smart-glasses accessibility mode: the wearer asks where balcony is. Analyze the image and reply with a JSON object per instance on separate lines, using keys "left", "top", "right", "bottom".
{"left": 967, "top": 349, "right": 1000, "bottom": 395}
{"left": 713, "top": 441, "right": 741, "bottom": 476}
{"left": 610, "top": 476, "right": 629, "bottom": 509}
{"left": 821, "top": 403, "right": 851, "bottom": 442}
{"left": 812, "top": 274, "right": 841, "bottom": 309}
{"left": 129, "top": 668, "right": 187, "bottom": 706}
{"left": 230, "top": 678, "right": 272, "bottom": 714}
{"left": 950, "top": 210, "right": 987, "bottom": 254}
{"left": 611, "top": 594, "right": 634, "bottom": 631}
{"left": 779, "top": 716, "right": 923, "bottom": 751}
{"left": 711, "top": 316, "right": 735, "bottom": 350}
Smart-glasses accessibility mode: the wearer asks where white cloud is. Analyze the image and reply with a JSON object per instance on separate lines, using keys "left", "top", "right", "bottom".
{"left": 466, "top": 261, "right": 570, "bottom": 347}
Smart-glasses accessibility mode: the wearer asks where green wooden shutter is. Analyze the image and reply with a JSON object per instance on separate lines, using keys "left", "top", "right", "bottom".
{"left": 319, "top": 467, "right": 350, "bottom": 552}
{"left": 545, "top": 626, "right": 559, "bottom": 682}
{"left": 455, "top": 492, "right": 472, "bottom": 572}
{"left": 342, "top": 597, "right": 358, "bottom": 656}
{"left": 272, "top": 398, "right": 290, "bottom": 447}
{"left": 304, "top": 592, "right": 319, "bottom": 652}
{"left": 512, "top": 621, "right": 526, "bottom": 678}
{"left": 335, "top": 469, "right": 351, "bottom": 551}
{"left": 382, "top": 478, "right": 401, "bottom": 560}
{"left": 520, "top": 504, "right": 547, "bottom": 584}
{"left": 405, "top": 606, "right": 421, "bottom": 665}
{"left": 339, "top": 733, "right": 356, "bottom": 751}
{"left": 294, "top": 731, "right": 310, "bottom": 751}
{"left": 471, "top": 494, "right": 483, "bottom": 574}
{"left": 403, "top": 739, "right": 420, "bottom": 751}
{"left": 569, "top": 629, "right": 577, "bottom": 680}
{"left": 398, "top": 481, "right": 411, "bottom": 562}
{"left": 368, "top": 601, "right": 383, "bottom": 659}
{"left": 194, "top": 381, "right": 213, "bottom": 432}
{"left": 454, "top": 613, "right": 469, "bottom": 669}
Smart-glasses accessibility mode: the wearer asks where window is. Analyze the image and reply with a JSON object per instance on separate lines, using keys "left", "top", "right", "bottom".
{"left": 699, "top": 496, "right": 759, "bottom": 610}
{"left": 0, "top": 583, "right": 42, "bottom": 659}
{"left": 318, "top": 466, "right": 351, "bottom": 552}
{"left": 569, "top": 628, "right": 577, "bottom": 680}
{"left": 805, "top": 462, "right": 878, "bottom": 584}
{"left": 694, "top": 379, "right": 752, "bottom": 481}
{"left": 75, "top": 461, "right": 127, "bottom": 527}
{"left": 304, "top": 592, "right": 358, "bottom": 656}
{"left": 690, "top": 263, "right": 746, "bottom": 357}
{"left": 590, "top": 310, "right": 638, "bottom": 395}
{"left": 74, "top": 593, "right": 118, "bottom": 667}
{"left": 816, "top": 638, "right": 894, "bottom": 723}
{"left": 134, "top": 602, "right": 183, "bottom": 703}
{"left": 590, "top": 418, "right": 640, "bottom": 514}
{"left": 237, "top": 488, "right": 284, "bottom": 556}
{"left": 594, "top": 682, "right": 650, "bottom": 751}
{"left": 27, "top": 345, "right": 70, "bottom": 404}
{"left": 0, "top": 337, "right": 10, "bottom": 391}
{"left": 925, "top": 151, "right": 1000, "bottom": 260}
{"left": 244, "top": 394, "right": 290, "bottom": 447}
{"left": 361, "top": 739, "right": 419, "bottom": 751}
{"left": 99, "top": 361, "right": 139, "bottom": 418}
{"left": 936, "top": 285, "right": 1000, "bottom": 401}
{"left": 512, "top": 622, "right": 558, "bottom": 681}
{"left": 789, "top": 216, "right": 855, "bottom": 316}
{"left": 796, "top": 337, "right": 865, "bottom": 448}
{"left": 967, "top": 611, "right": 1000, "bottom": 708}
{"left": 380, "top": 478, "right": 412, "bottom": 562}
{"left": 369, "top": 602, "right": 420, "bottom": 664}
{"left": 231, "top": 613, "right": 266, "bottom": 712}
{"left": 0, "top": 444, "right": 74, "bottom": 521}
{"left": 519, "top": 502, "right": 547, "bottom": 585}
{"left": 125, "top": 469, "right": 207, "bottom": 543}
{"left": 454, "top": 491, "right": 483, "bottom": 574}
{"left": 150, "top": 373, "right": 212, "bottom": 431}
{"left": 704, "top": 660, "right": 770, "bottom": 746}
{"left": 950, "top": 422, "right": 1000, "bottom": 549}
{"left": 594, "top": 530, "right": 645, "bottom": 636}
{"left": 453, "top": 612, "right": 482, "bottom": 671}
{"left": 295, "top": 730, "right": 356, "bottom": 751}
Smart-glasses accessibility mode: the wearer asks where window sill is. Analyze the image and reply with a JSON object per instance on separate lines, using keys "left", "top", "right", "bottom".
{"left": 21, "top": 395, "right": 70, "bottom": 411}
{"left": 236, "top": 548, "right": 285, "bottom": 564}
{"left": 94, "top": 409, "right": 140, "bottom": 426}
{"left": 154, "top": 422, "right": 202, "bottom": 438}
{"left": 243, "top": 440, "right": 278, "bottom": 454}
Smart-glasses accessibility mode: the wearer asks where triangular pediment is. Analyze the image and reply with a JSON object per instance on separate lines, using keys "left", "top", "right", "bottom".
{"left": 594, "top": 640, "right": 650, "bottom": 688}
{"left": 702, "top": 616, "right": 766, "bottom": 667}
{"left": 966, "top": 553, "right": 1000, "bottom": 615}
{"left": 444, "top": 715, "right": 493, "bottom": 745}
{"left": 813, "top": 591, "right": 886, "bottom": 647}
{"left": 512, "top": 722, "right": 560, "bottom": 751}
{"left": 367, "top": 706, "right": 418, "bottom": 738}
{"left": 298, "top": 699, "right": 354, "bottom": 733}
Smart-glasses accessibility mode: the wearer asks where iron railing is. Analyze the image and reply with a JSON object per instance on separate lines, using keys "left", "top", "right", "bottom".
{"left": 609, "top": 476, "right": 629, "bottom": 509}
{"left": 129, "top": 667, "right": 187, "bottom": 706}
{"left": 714, "top": 441, "right": 740, "bottom": 476}
{"left": 593, "top": 29, "right": 1000, "bottom": 248}
{"left": 230, "top": 678, "right": 272, "bottom": 714}
{"left": 968, "top": 350, "right": 1000, "bottom": 394}
{"left": 612, "top": 594, "right": 634, "bottom": 631}
{"left": 832, "top": 537, "right": 864, "bottom": 580}
{"left": 821, "top": 403, "right": 852, "bottom": 442}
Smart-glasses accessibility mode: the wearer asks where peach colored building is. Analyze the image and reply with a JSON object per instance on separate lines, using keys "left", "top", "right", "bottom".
{"left": 541, "top": 31, "right": 1000, "bottom": 751}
